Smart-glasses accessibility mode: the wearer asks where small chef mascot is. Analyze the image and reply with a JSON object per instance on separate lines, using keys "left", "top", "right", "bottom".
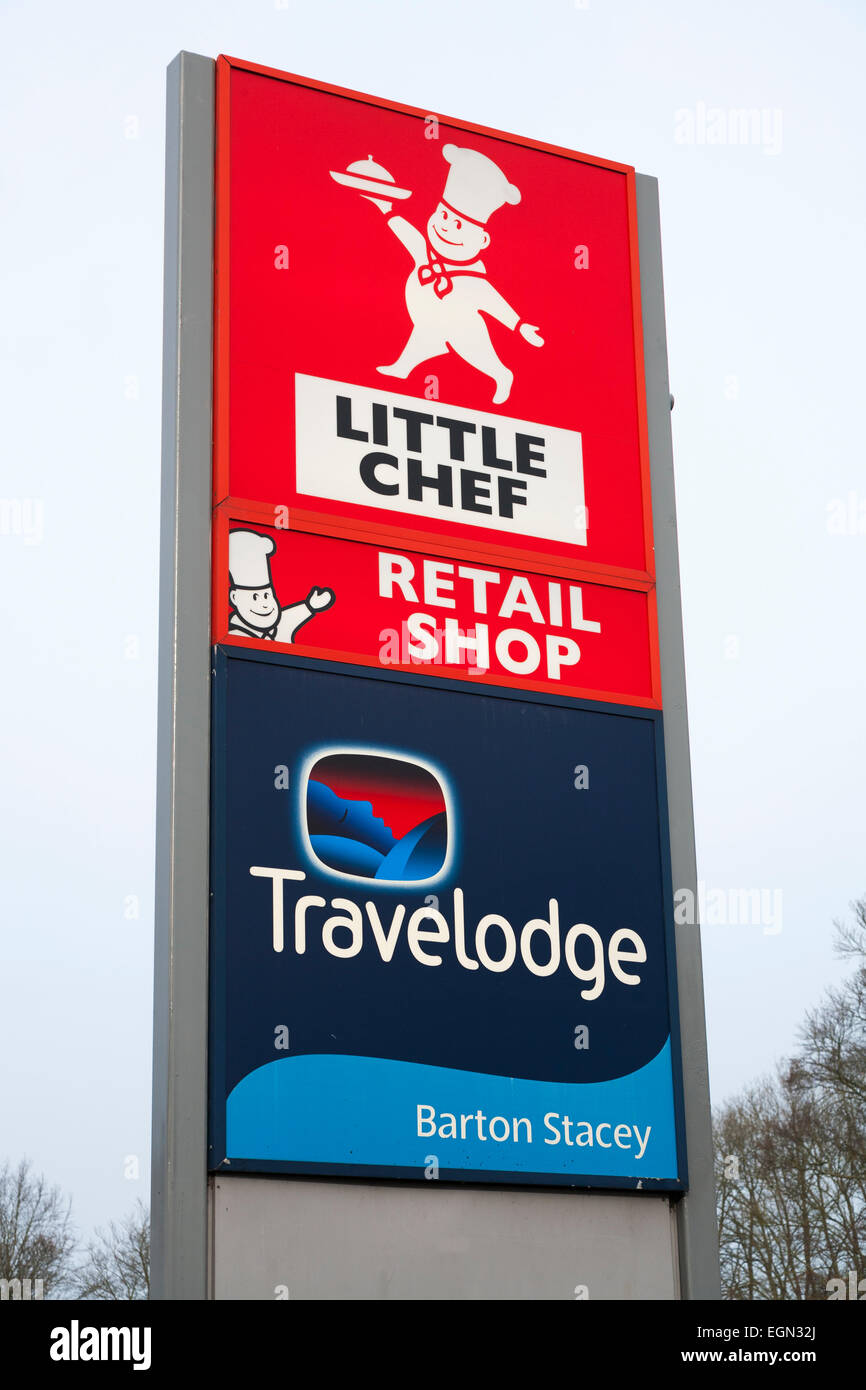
{"left": 368, "top": 144, "right": 543, "bottom": 404}
{"left": 228, "top": 530, "right": 335, "bottom": 643}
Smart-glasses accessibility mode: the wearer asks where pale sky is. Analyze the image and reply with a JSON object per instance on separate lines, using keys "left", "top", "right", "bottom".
{"left": 1, "top": 0, "right": 864, "bottom": 1242}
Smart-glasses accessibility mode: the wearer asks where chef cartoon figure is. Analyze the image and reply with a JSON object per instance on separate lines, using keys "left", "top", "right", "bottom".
{"left": 228, "top": 530, "right": 335, "bottom": 643}
{"left": 330, "top": 145, "right": 543, "bottom": 404}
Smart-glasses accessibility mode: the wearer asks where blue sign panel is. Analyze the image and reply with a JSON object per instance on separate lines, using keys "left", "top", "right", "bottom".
{"left": 209, "top": 646, "right": 686, "bottom": 1189}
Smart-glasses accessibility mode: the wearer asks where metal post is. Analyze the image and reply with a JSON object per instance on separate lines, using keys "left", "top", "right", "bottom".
{"left": 636, "top": 173, "right": 721, "bottom": 1299}
{"left": 151, "top": 50, "right": 215, "bottom": 1301}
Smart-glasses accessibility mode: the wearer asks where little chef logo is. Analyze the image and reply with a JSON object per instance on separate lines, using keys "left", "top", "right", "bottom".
{"left": 228, "top": 529, "right": 335, "bottom": 642}
{"left": 330, "top": 144, "right": 544, "bottom": 404}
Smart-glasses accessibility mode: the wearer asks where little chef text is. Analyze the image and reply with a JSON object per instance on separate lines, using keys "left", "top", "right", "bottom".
{"left": 294, "top": 374, "right": 588, "bottom": 547}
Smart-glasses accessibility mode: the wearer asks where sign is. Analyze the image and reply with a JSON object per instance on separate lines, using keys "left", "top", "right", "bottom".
{"left": 154, "top": 51, "right": 719, "bottom": 1300}
{"left": 213, "top": 515, "right": 660, "bottom": 707}
{"left": 204, "top": 56, "right": 685, "bottom": 1199}
{"left": 209, "top": 648, "right": 685, "bottom": 1189}
{"left": 214, "top": 56, "right": 654, "bottom": 581}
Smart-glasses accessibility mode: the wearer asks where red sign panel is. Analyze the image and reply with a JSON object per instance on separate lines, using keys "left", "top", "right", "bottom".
{"left": 214, "top": 57, "right": 654, "bottom": 583}
{"left": 214, "top": 515, "right": 660, "bottom": 708}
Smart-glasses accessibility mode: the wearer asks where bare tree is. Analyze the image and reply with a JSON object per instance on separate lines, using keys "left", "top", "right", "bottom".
{"left": 74, "top": 1201, "right": 150, "bottom": 1300}
{"left": 0, "top": 1158, "right": 76, "bottom": 1298}
{"left": 715, "top": 901, "right": 866, "bottom": 1299}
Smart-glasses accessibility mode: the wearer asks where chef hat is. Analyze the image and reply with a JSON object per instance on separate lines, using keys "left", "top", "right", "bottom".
{"left": 229, "top": 530, "right": 276, "bottom": 589}
{"left": 440, "top": 144, "right": 521, "bottom": 225}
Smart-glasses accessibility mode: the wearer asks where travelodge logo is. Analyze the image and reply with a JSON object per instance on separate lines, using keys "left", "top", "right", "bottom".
{"left": 300, "top": 749, "right": 452, "bottom": 884}
{"left": 246, "top": 744, "right": 649, "bottom": 1001}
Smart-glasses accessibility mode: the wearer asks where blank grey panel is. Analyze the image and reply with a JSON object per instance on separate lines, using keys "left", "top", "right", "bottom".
{"left": 211, "top": 1176, "right": 679, "bottom": 1300}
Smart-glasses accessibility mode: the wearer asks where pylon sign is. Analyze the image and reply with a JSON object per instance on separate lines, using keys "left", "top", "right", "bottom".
{"left": 208, "top": 55, "right": 686, "bottom": 1190}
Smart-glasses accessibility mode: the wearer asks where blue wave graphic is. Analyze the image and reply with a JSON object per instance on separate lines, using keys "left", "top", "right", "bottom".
{"left": 226, "top": 1042, "right": 678, "bottom": 1179}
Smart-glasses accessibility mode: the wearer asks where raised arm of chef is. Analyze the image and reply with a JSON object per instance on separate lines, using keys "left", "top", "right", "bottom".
{"left": 275, "top": 586, "right": 336, "bottom": 644}
{"left": 384, "top": 214, "right": 427, "bottom": 265}
{"left": 359, "top": 189, "right": 426, "bottom": 264}
{"left": 275, "top": 601, "right": 317, "bottom": 644}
